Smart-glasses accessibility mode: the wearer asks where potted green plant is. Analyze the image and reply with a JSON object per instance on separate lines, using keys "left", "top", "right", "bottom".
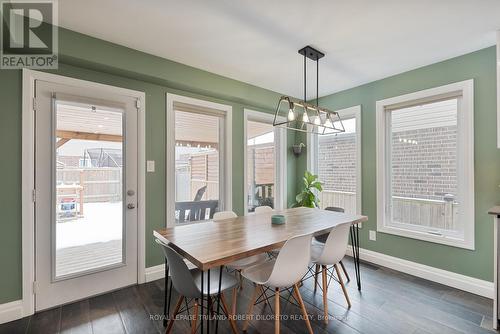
{"left": 293, "top": 171, "right": 323, "bottom": 208}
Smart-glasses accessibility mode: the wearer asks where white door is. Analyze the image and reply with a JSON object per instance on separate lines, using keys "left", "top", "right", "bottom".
{"left": 34, "top": 80, "right": 139, "bottom": 311}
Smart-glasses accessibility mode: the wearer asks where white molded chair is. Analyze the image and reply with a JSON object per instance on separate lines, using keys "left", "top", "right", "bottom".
{"left": 254, "top": 205, "right": 273, "bottom": 214}
{"left": 155, "top": 239, "right": 239, "bottom": 334}
{"left": 314, "top": 207, "right": 350, "bottom": 282}
{"left": 213, "top": 211, "right": 268, "bottom": 288}
{"left": 311, "top": 221, "right": 352, "bottom": 324}
{"left": 242, "top": 234, "right": 314, "bottom": 334}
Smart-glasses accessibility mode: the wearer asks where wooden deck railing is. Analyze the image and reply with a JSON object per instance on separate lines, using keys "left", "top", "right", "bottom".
{"left": 175, "top": 200, "right": 219, "bottom": 223}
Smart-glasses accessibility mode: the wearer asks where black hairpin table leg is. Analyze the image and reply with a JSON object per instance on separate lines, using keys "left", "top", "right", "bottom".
{"left": 350, "top": 224, "right": 361, "bottom": 290}
{"left": 201, "top": 270, "right": 204, "bottom": 334}
{"left": 207, "top": 269, "right": 211, "bottom": 334}
{"left": 163, "top": 259, "right": 169, "bottom": 327}
{"left": 215, "top": 267, "right": 223, "bottom": 333}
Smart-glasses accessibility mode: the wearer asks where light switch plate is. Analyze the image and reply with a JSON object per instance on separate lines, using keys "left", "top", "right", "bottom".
{"left": 146, "top": 160, "right": 155, "bottom": 172}
{"left": 369, "top": 230, "right": 376, "bottom": 241}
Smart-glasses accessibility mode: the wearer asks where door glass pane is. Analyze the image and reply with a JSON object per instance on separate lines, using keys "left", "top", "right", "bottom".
{"left": 317, "top": 117, "right": 357, "bottom": 214}
{"left": 246, "top": 121, "right": 275, "bottom": 213}
{"left": 55, "top": 101, "right": 124, "bottom": 278}
{"left": 175, "top": 110, "right": 221, "bottom": 223}
{"left": 389, "top": 98, "right": 460, "bottom": 237}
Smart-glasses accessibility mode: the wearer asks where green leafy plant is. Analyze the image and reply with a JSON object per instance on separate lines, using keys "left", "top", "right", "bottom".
{"left": 293, "top": 171, "right": 323, "bottom": 208}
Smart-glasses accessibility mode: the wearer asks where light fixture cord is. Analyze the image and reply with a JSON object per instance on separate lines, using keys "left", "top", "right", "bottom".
{"left": 316, "top": 58, "right": 319, "bottom": 106}
{"left": 303, "top": 53, "right": 306, "bottom": 101}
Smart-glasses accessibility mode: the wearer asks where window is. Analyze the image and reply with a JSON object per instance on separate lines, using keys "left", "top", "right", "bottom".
{"left": 166, "top": 94, "right": 232, "bottom": 226}
{"left": 308, "top": 106, "right": 361, "bottom": 215}
{"left": 376, "top": 80, "right": 474, "bottom": 249}
{"left": 244, "top": 110, "right": 286, "bottom": 213}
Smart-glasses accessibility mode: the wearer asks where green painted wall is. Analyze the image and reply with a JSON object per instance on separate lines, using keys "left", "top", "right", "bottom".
{"left": 0, "top": 26, "right": 497, "bottom": 306}
{"left": 296, "top": 47, "right": 500, "bottom": 282}
{"left": 0, "top": 28, "right": 298, "bottom": 304}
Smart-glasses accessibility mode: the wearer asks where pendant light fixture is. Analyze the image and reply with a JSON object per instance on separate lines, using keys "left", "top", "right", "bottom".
{"left": 273, "top": 46, "right": 345, "bottom": 135}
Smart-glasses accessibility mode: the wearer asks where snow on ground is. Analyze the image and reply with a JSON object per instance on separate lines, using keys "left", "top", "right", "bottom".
{"left": 56, "top": 202, "right": 123, "bottom": 249}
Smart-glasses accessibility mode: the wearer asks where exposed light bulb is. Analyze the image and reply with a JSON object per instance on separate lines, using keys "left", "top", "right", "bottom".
{"left": 302, "top": 112, "right": 309, "bottom": 123}
{"left": 314, "top": 116, "right": 321, "bottom": 125}
{"left": 324, "top": 118, "right": 333, "bottom": 128}
{"left": 287, "top": 109, "right": 295, "bottom": 121}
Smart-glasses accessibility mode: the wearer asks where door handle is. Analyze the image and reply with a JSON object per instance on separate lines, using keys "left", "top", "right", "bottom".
{"left": 127, "top": 203, "right": 136, "bottom": 210}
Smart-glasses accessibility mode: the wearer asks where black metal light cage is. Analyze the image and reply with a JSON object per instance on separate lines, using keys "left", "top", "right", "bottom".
{"left": 273, "top": 46, "right": 345, "bottom": 135}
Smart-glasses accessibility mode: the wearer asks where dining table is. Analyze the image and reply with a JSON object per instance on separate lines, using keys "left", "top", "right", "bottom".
{"left": 153, "top": 206, "right": 368, "bottom": 334}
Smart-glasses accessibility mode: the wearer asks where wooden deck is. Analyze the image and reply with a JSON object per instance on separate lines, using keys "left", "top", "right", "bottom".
{"left": 56, "top": 239, "right": 122, "bottom": 277}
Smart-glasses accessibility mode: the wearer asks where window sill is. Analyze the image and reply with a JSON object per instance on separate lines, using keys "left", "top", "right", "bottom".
{"left": 377, "top": 224, "right": 474, "bottom": 250}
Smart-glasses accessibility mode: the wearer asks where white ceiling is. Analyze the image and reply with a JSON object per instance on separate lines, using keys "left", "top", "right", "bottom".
{"left": 58, "top": 0, "right": 500, "bottom": 99}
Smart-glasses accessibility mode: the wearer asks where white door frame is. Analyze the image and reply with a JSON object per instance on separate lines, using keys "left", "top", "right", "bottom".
{"left": 21, "top": 69, "right": 146, "bottom": 317}
{"left": 243, "top": 109, "right": 287, "bottom": 213}
{"left": 165, "top": 93, "right": 232, "bottom": 228}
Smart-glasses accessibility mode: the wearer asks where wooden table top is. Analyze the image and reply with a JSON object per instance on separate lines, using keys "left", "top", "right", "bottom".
{"left": 153, "top": 207, "right": 368, "bottom": 271}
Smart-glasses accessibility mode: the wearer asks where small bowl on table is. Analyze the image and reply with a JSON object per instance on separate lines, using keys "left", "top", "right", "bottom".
{"left": 271, "top": 214, "right": 286, "bottom": 225}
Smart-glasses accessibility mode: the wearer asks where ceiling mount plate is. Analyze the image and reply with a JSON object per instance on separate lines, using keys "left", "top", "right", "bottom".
{"left": 298, "top": 46, "right": 325, "bottom": 61}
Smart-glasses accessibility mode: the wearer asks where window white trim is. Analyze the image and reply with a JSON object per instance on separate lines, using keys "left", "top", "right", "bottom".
{"left": 22, "top": 69, "right": 146, "bottom": 317}
{"left": 307, "top": 105, "right": 362, "bottom": 215}
{"left": 166, "top": 93, "right": 232, "bottom": 227}
{"left": 497, "top": 30, "right": 500, "bottom": 148}
{"left": 243, "top": 109, "right": 287, "bottom": 213}
{"left": 376, "top": 80, "right": 474, "bottom": 250}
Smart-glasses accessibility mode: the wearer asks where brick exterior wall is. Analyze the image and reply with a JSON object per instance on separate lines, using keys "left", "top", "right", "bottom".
{"left": 317, "top": 125, "right": 457, "bottom": 202}
{"left": 318, "top": 133, "right": 356, "bottom": 193}
{"left": 391, "top": 125, "right": 457, "bottom": 201}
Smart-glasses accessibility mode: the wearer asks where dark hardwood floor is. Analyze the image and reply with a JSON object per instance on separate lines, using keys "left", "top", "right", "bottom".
{"left": 0, "top": 258, "right": 495, "bottom": 334}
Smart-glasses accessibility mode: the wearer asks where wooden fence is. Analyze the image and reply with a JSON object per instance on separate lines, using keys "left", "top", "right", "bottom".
{"left": 56, "top": 168, "right": 122, "bottom": 203}
{"left": 391, "top": 196, "right": 458, "bottom": 231}
{"left": 319, "top": 190, "right": 357, "bottom": 214}
{"left": 319, "top": 190, "right": 458, "bottom": 231}
{"left": 190, "top": 179, "right": 219, "bottom": 201}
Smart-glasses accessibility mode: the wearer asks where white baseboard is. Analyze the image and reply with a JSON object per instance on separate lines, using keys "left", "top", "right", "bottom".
{"left": 0, "top": 300, "right": 24, "bottom": 325}
{"left": 347, "top": 246, "right": 494, "bottom": 299}
{"left": 145, "top": 264, "right": 165, "bottom": 283}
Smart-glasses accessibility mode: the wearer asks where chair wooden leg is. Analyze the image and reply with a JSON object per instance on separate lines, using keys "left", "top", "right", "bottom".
{"left": 322, "top": 265, "right": 329, "bottom": 324}
{"left": 191, "top": 299, "right": 199, "bottom": 334}
{"left": 335, "top": 263, "right": 352, "bottom": 308}
{"left": 243, "top": 284, "right": 260, "bottom": 332}
{"left": 293, "top": 284, "right": 313, "bottom": 334}
{"left": 314, "top": 264, "right": 320, "bottom": 292}
{"left": 275, "top": 287, "right": 280, "bottom": 334}
{"left": 220, "top": 292, "right": 239, "bottom": 334}
{"left": 231, "top": 287, "right": 237, "bottom": 318}
{"left": 339, "top": 260, "right": 350, "bottom": 282}
{"left": 166, "top": 295, "right": 184, "bottom": 334}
